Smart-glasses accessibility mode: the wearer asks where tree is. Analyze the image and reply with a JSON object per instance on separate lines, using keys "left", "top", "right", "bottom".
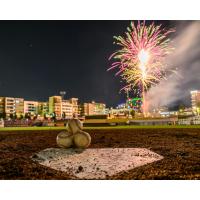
{"left": 196, "top": 102, "right": 200, "bottom": 115}
{"left": 33, "top": 115, "right": 38, "bottom": 120}
{"left": 44, "top": 113, "right": 48, "bottom": 120}
{"left": 51, "top": 112, "right": 56, "bottom": 121}
{"left": 0, "top": 112, "right": 6, "bottom": 119}
{"left": 62, "top": 112, "right": 66, "bottom": 119}
{"left": 25, "top": 113, "right": 31, "bottom": 119}
{"left": 130, "top": 110, "right": 135, "bottom": 118}
{"left": 179, "top": 104, "right": 185, "bottom": 112}
{"left": 13, "top": 112, "right": 17, "bottom": 120}
{"left": 10, "top": 113, "right": 14, "bottom": 119}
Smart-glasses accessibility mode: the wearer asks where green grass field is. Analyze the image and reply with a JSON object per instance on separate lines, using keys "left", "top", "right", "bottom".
{"left": 0, "top": 126, "right": 66, "bottom": 131}
{"left": 1, "top": 125, "right": 200, "bottom": 131}
{"left": 84, "top": 125, "right": 200, "bottom": 129}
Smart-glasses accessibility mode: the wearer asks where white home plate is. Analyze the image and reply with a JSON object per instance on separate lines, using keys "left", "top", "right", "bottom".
{"left": 32, "top": 148, "right": 163, "bottom": 179}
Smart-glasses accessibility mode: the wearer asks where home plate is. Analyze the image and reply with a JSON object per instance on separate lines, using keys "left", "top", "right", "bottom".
{"left": 32, "top": 148, "right": 163, "bottom": 179}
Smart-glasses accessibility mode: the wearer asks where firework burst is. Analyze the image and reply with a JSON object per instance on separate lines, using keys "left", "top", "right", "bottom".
{"left": 108, "top": 21, "right": 175, "bottom": 114}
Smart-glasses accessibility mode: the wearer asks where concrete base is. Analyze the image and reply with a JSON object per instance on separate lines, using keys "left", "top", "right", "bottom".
{"left": 32, "top": 148, "right": 163, "bottom": 179}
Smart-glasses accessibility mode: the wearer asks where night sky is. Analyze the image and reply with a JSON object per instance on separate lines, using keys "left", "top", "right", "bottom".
{"left": 0, "top": 20, "right": 176, "bottom": 107}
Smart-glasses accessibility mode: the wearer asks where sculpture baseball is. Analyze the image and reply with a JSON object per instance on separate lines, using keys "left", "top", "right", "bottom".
{"left": 66, "top": 118, "right": 83, "bottom": 134}
{"left": 56, "top": 131, "right": 73, "bottom": 148}
{"left": 73, "top": 131, "right": 91, "bottom": 148}
{"left": 57, "top": 118, "right": 91, "bottom": 149}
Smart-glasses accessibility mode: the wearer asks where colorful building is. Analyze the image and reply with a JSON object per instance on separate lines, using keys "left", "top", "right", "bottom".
{"left": 38, "top": 102, "right": 49, "bottom": 117}
{"left": 15, "top": 98, "right": 24, "bottom": 117}
{"left": 5, "top": 97, "right": 15, "bottom": 116}
{"left": 0, "top": 95, "right": 79, "bottom": 119}
{"left": 0, "top": 97, "right": 24, "bottom": 118}
{"left": 0, "top": 97, "right": 5, "bottom": 115}
{"left": 24, "top": 101, "right": 38, "bottom": 115}
{"left": 83, "top": 101, "right": 106, "bottom": 116}
{"left": 191, "top": 90, "right": 200, "bottom": 115}
{"left": 49, "top": 96, "right": 62, "bottom": 118}
{"left": 62, "top": 100, "right": 73, "bottom": 118}
{"left": 49, "top": 96, "right": 79, "bottom": 119}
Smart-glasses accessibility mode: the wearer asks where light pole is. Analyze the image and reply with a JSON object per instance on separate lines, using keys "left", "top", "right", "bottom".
{"left": 125, "top": 86, "right": 131, "bottom": 118}
{"left": 60, "top": 91, "right": 66, "bottom": 100}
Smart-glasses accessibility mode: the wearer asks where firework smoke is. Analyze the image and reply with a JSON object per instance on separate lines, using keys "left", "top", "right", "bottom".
{"left": 146, "top": 21, "right": 200, "bottom": 110}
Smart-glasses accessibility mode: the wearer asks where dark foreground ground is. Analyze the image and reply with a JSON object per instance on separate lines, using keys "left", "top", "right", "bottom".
{"left": 0, "top": 128, "right": 200, "bottom": 179}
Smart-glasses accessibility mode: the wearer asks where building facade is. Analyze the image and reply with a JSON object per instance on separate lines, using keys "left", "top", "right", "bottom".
{"left": 62, "top": 100, "right": 73, "bottom": 118}
{"left": 69, "top": 98, "right": 78, "bottom": 117}
{"left": 0, "top": 95, "right": 79, "bottom": 119}
{"left": 5, "top": 97, "right": 15, "bottom": 116}
{"left": 49, "top": 96, "right": 79, "bottom": 119}
{"left": 24, "top": 101, "right": 38, "bottom": 115}
{"left": 191, "top": 90, "right": 200, "bottom": 115}
{"left": 49, "top": 96, "right": 62, "bottom": 118}
{"left": 15, "top": 98, "right": 24, "bottom": 117}
{"left": 38, "top": 102, "right": 49, "bottom": 117}
{"left": 0, "top": 97, "right": 24, "bottom": 118}
{"left": 0, "top": 97, "right": 5, "bottom": 115}
{"left": 83, "top": 101, "right": 106, "bottom": 116}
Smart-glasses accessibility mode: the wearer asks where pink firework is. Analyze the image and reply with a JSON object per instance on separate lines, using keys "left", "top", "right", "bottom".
{"left": 108, "top": 21, "right": 175, "bottom": 92}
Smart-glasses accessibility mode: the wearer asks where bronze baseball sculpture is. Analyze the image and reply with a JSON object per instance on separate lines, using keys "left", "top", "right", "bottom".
{"left": 56, "top": 118, "right": 91, "bottom": 149}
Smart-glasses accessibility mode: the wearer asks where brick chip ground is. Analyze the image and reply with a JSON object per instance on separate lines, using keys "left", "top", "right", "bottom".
{"left": 0, "top": 128, "right": 199, "bottom": 179}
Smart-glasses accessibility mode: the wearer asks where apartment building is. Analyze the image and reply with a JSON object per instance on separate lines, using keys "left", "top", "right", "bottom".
{"left": 0, "top": 97, "right": 24, "bottom": 117}
{"left": 49, "top": 96, "right": 79, "bottom": 119}
{"left": 24, "top": 101, "right": 38, "bottom": 115}
{"left": 0, "top": 97, "right": 5, "bottom": 114}
{"left": 15, "top": 98, "right": 24, "bottom": 117}
{"left": 49, "top": 96, "right": 62, "bottom": 118}
{"left": 38, "top": 102, "right": 49, "bottom": 116}
{"left": 83, "top": 101, "right": 106, "bottom": 116}
{"left": 62, "top": 100, "right": 73, "bottom": 118}
{"left": 191, "top": 90, "right": 200, "bottom": 115}
{"left": 5, "top": 97, "right": 15, "bottom": 116}
{"left": 69, "top": 98, "right": 78, "bottom": 116}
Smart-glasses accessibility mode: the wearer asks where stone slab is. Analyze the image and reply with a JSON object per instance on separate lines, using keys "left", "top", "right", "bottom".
{"left": 32, "top": 148, "right": 163, "bottom": 179}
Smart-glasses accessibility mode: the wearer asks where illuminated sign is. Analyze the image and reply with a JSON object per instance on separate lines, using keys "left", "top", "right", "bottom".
{"left": 127, "top": 98, "right": 142, "bottom": 109}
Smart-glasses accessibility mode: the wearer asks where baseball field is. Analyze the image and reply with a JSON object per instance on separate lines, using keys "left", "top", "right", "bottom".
{"left": 0, "top": 125, "right": 199, "bottom": 179}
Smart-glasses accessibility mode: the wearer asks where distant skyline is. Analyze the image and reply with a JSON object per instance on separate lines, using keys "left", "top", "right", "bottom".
{"left": 0, "top": 20, "right": 198, "bottom": 108}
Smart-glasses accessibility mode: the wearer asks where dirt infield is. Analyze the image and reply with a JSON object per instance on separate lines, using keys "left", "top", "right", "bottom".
{"left": 0, "top": 128, "right": 200, "bottom": 179}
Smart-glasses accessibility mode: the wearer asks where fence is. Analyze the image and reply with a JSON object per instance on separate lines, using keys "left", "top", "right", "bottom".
{"left": 4, "top": 119, "right": 55, "bottom": 127}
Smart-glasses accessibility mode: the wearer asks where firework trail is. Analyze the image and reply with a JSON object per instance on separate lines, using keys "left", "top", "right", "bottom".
{"left": 108, "top": 21, "right": 175, "bottom": 114}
